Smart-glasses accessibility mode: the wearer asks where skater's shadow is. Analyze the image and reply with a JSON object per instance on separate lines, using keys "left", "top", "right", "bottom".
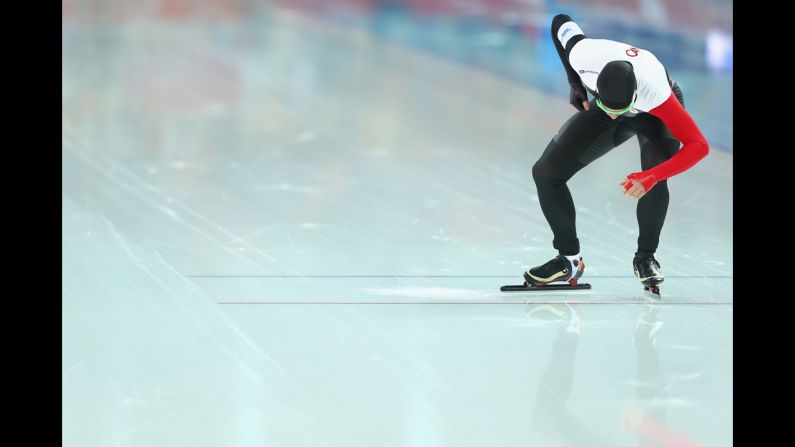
{"left": 619, "top": 304, "right": 702, "bottom": 447}
{"left": 526, "top": 302, "right": 702, "bottom": 446}
{"left": 526, "top": 302, "right": 609, "bottom": 445}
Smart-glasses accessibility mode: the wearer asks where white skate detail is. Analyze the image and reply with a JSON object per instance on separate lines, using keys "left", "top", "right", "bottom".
{"left": 637, "top": 275, "right": 662, "bottom": 282}
{"left": 568, "top": 258, "right": 581, "bottom": 277}
{"left": 526, "top": 270, "right": 568, "bottom": 282}
{"left": 635, "top": 262, "right": 663, "bottom": 284}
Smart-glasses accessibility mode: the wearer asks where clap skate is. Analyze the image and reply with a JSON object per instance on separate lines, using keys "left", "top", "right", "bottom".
{"left": 634, "top": 255, "right": 664, "bottom": 300}
{"left": 501, "top": 254, "right": 591, "bottom": 292}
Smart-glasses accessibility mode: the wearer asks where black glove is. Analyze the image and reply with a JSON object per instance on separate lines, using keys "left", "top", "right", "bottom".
{"left": 569, "top": 85, "right": 589, "bottom": 111}
{"left": 671, "top": 81, "right": 685, "bottom": 108}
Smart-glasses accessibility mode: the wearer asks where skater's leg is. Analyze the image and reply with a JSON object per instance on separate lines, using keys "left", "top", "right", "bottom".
{"left": 635, "top": 119, "right": 681, "bottom": 256}
{"left": 632, "top": 119, "right": 679, "bottom": 299}
{"left": 532, "top": 142, "right": 581, "bottom": 256}
{"left": 532, "top": 104, "right": 631, "bottom": 255}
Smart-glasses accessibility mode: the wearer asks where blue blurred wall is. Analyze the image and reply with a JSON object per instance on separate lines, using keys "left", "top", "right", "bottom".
{"left": 282, "top": 0, "right": 732, "bottom": 151}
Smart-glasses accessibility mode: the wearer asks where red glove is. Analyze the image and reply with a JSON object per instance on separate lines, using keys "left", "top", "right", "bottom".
{"left": 623, "top": 171, "right": 658, "bottom": 192}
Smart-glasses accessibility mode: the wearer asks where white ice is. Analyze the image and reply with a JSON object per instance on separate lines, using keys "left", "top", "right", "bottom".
{"left": 63, "top": 9, "right": 732, "bottom": 447}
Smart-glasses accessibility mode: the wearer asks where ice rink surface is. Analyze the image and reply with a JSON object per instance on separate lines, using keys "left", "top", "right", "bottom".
{"left": 63, "top": 8, "right": 732, "bottom": 447}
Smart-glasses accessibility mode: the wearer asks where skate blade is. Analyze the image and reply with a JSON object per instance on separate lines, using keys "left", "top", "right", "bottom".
{"left": 501, "top": 283, "right": 591, "bottom": 292}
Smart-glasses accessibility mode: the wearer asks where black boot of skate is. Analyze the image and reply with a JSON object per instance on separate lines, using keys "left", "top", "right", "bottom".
{"left": 501, "top": 255, "right": 590, "bottom": 292}
{"left": 524, "top": 254, "right": 585, "bottom": 286}
{"left": 633, "top": 254, "right": 664, "bottom": 299}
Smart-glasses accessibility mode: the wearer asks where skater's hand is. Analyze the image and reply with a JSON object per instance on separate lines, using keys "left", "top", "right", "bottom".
{"left": 570, "top": 86, "right": 590, "bottom": 111}
{"left": 621, "top": 178, "right": 647, "bottom": 199}
{"left": 621, "top": 171, "right": 659, "bottom": 199}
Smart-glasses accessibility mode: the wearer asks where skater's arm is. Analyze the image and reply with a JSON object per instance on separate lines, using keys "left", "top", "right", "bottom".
{"left": 624, "top": 92, "right": 709, "bottom": 191}
{"left": 551, "top": 14, "right": 585, "bottom": 84}
{"left": 551, "top": 14, "right": 589, "bottom": 110}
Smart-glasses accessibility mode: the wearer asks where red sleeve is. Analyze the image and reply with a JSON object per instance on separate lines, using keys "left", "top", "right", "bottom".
{"left": 643, "top": 92, "right": 709, "bottom": 182}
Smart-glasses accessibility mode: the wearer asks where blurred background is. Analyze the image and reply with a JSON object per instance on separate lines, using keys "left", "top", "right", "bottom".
{"left": 62, "top": 0, "right": 732, "bottom": 150}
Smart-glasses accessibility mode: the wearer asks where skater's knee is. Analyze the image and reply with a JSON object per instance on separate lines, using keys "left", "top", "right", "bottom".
{"left": 531, "top": 160, "right": 546, "bottom": 182}
{"left": 533, "top": 160, "right": 567, "bottom": 187}
{"left": 640, "top": 140, "right": 679, "bottom": 170}
{"left": 532, "top": 159, "right": 558, "bottom": 182}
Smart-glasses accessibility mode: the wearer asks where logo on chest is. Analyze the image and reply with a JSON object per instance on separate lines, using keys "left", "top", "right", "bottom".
{"left": 626, "top": 47, "right": 640, "bottom": 57}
